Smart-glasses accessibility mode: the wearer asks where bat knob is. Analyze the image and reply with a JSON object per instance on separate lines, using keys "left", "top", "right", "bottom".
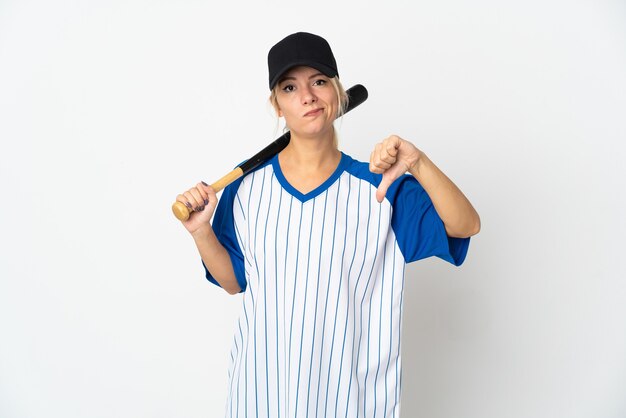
{"left": 172, "top": 201, "right": 191, "bottom": 221}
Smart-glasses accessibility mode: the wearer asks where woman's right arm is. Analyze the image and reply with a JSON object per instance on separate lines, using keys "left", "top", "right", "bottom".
{"left": 176, "top": 182, "right": 241, "bottom": 295}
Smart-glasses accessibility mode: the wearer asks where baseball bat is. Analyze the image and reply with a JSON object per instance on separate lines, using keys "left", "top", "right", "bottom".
{"left": 172, "top": 84, "right": 368, "bottom": 221}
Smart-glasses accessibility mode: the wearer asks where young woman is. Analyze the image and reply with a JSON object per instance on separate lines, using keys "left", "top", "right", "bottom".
{"left": 176, "top": 32, "right": 480, "bottom": 418}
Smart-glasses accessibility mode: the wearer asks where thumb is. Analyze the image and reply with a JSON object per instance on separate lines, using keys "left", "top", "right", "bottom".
{"left": 376, "top": 160, "right": 411, "bottom": 203}
{"left": 376, "top": 172, "right": 395, "bottom": 203}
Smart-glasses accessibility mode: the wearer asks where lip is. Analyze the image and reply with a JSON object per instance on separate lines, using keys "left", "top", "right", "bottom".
{"left": 303, "top": 108, "right": 323, "bottom": 117}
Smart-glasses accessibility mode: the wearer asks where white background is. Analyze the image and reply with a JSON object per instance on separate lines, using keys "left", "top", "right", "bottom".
{"left": 1, "top": 1, "right": 625, "bottom": 417}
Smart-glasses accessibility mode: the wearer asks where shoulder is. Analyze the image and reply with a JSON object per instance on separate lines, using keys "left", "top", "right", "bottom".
{"left": 215, "top": 157, "right": 274, "bottom": 225}
{"left": 220, "top": 157, "right": 275, "bottom": 203}
{"left": 342, "top": 152, "right": 381, "bottom": 186}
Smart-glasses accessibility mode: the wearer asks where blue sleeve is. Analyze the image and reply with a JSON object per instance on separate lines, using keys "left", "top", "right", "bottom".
{"left": 389, "top": 175, "right": 470, "bottom": 266}
{"left": 202, "top": 179, "right": 247, "bottom": 292}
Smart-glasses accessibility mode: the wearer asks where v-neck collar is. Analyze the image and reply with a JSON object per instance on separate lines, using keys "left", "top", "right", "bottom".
{"left": 271, "top": 152, "right": 348, "bottom": 203}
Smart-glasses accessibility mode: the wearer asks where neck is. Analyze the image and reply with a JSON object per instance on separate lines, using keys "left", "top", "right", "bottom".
{"left": 281, "top": 129, "right": 340, "bottom": 169}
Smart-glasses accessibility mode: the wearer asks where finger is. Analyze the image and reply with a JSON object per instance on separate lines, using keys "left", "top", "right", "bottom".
{"left": 380, "top": 135, "right": 400, "bottom": 165}
{"left": 372, "top": 160, "right": 392, "bottom": 173}
{"left": 195, "top": 182, "right": 209, "bottom": 202}
{"left": 189, "top": 187, "right": 207, "bottom": 211}
{"left": 175, "top": 194, "right": 194, "bottom": 211}
{"left": 370, "top": 158, "right": 389, "bottom": 173}
{"left": 375, "top": 158, "right": 411, "bottom": 202}
{"left": 198, "top": 182, "right": 218, "bottom": 210}
{"left": 385, "top": 135, "right": 401, "bottom": 154}
{"left": 370, "top": 146, "right": 393, "bottom": 173}
{"left": 379, "top": 141, "right": 398, "bottom": 165}
{"left": 379, "top": 152, "right": 396, "bottom": 165}
{"left": 376, "top": 172, "right": 395, "bottom": 203}
{"left": 198, "top": 181, "right": 215, "bottom": 197}
{"left": 369, "top": 150, "right": 380, "bottom": 173}
{"left": 195, "top": 182, "right": 212, "bottom": 211}
{"left": 183, "top": 189, "right": 204, "bottom": 211}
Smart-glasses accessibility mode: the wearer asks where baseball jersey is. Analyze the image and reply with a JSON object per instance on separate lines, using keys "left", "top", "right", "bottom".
{"left": 204, "top": 152, "right": 470, "bottom": 418}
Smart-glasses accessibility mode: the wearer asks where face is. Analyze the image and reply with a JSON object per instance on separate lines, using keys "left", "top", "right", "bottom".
{"left": 274, "top": 66, "right": 338, "bottom": 139}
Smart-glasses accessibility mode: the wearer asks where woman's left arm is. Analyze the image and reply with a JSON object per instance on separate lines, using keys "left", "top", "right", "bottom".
{"left": 370, "top": 135, "right": 481, "bottom": 239}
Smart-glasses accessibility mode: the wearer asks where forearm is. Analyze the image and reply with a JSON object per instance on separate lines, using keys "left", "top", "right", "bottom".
{"left": 409, "top": 154, "right": 480, "bottom": 238}
{"left": 191, "top": 225, "right": 241, "bottom": 294}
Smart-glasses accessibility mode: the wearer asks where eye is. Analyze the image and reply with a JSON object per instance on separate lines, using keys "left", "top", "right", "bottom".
{"left": 281, "top": 84, "right": 295, "bottom": 92}
{"left": 313, "top": 79, "right": 327, "bottom": 86}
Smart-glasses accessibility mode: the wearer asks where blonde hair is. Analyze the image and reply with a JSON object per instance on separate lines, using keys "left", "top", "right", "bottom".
{"left": 269, "top": 76, "right": 349, "bottom": 146}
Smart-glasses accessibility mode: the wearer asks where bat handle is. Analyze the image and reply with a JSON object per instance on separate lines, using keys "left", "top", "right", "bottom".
{"left": 171, "top": 167, "right": 244, "bottom": 221}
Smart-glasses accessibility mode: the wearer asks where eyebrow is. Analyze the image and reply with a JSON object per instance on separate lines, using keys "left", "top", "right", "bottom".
{"left": 279, "top": 72, "right": 326, "bottom": 84}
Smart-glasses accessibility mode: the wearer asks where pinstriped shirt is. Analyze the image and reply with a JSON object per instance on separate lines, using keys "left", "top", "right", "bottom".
{"left": 205, "top": 152, "right": 470, "bottom": 418}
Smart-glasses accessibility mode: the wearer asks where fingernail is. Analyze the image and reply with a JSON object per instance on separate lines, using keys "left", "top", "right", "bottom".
{"left": 201, "top": 181, "right": 208, "bottom": 186}
{"left": 199, "top": 206, "right": 205, "bottom": 211}
{"left": 185, "top": 202, "right": 193, "bottom": 209}
{"left": 204, "top": 199, "right": 209, "bottom": 205}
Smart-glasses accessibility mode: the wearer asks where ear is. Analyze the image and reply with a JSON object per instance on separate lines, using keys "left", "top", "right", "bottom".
{"left": 273, "top": 103, "right": 283, "bottom": 117}
{"left": 270, "top": 98, "right": 283, "bottom": 117}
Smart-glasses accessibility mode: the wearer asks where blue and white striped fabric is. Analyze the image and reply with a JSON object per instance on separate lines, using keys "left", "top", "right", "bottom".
{"left": 205, "top": 152, "right": 469, "bottom": 418}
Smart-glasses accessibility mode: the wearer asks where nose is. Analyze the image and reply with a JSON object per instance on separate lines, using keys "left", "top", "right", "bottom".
{"left": 301, "top": 86, "right": 317, "bottom": 105}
